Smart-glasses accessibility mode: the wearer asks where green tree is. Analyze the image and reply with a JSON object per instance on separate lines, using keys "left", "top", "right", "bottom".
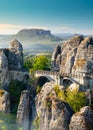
{"left": 24, "top": 57, "right": 34, "bottom": 70}
{"left": 33, "top": 55, "right": 50, "bottom": 70}
{"left": 54, "top": 85, "right": 87, "bottom": 112}
{"left": 65, "top": 88, "right": 87, "bottom": 112}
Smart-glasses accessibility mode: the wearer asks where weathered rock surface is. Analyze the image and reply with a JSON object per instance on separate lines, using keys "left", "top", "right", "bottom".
{"left": 35, "top": 82, "right": 73, "bottom": 130}
{"left": 0, "top": 90, "right": 10, "bottom": 113}
{"left": 17, "top": 90, "right": 30, "bottom": 130}
{"left": 0, "top": 50, "right": 8, "bottom": 86}
{"left": 0, "top": 40, "right": 28, "bottom": 87}
{"left": 8, "top": 39, "right": 23, "bottom": 70}
{"left": 0, "top": 39, "right": 23, "bottom": 71}
{"left": 52, "top": 35, "right": 93, "bottom": 89}
{"left": 69, "top": 106, "right": 93, "bottom": 130}
{"left": 51, "top": 45, "right": 61, "bottom": 71}
{"left": 52, "top": 35, "right": 93, "bottom": 75}
{"left": 0, "top": 50, "right": 8, "bottom": 70}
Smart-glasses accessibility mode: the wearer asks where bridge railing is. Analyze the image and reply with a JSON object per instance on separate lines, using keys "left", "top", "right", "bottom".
{"left": 35, "top": 70, "right": 93, "bottom": 79}
{"left": 35, "top": 70, "right": 60, "bottom": 76}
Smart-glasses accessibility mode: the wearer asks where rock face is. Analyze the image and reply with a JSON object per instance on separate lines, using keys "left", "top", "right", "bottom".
{"left": 17, "top": 90, "right": 30, "bottom": 130}
{"left": 52, "top": 36, "right": 93, "bottom": 89}
{"left": 0, "top": 90, "right": 10, "bottom": 113}
{"left": 0, "top": 40, "right": 28, "bottom": 87}
{"left": 0, "top": 50, "right": 8, "bottom": 86}
{"left": 35, "top": 82, "right": 73, "bottom": 130}
{"left": 8, "top": 39, "right": 23, "bottom": 70}
{"left": 51, "top": 45, "right": 61, "bottom": 71}
{"left": 69, "top": 106, "right": 93, "bottom": 130}
{"left": 0, "top": 39, "right": 23, "bottom": 71}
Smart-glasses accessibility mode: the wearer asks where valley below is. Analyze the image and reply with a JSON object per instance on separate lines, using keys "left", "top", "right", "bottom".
{"left": 0, "top": 30, "right": 93, "bottom": 130}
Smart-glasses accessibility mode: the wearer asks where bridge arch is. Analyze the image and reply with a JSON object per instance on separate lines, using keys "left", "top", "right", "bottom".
{"left": 36, "top": 76, "right": 53, "bottom": 87}
{"left": 35, "top": 70, "right": 60, "bottom": 85}
{"left": 63, "top": 77, "right": 79, "bottom": 88}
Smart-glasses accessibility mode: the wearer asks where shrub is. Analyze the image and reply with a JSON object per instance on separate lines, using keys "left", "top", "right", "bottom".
{"left": 54, "top": 85, "right": 87, "bottom": 112}
{"left": 33, "top": 55, "right": 50, "bottom": 70}
{"left": 0, "top": 112, "right": 21, "bottom": 130}
{"left": 36, "top": 85, "right": 42, "bottom": 94}
{"left": 33, "top": 116, "right": 40, "bottom": 130}
{"left": 65, "top": 88, "right": 86, "bottom": 112}
{"left": 54, "top": 85, "right": 66, "bottom": 100}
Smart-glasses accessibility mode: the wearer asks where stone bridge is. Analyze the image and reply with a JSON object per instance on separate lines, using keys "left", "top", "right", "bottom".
{"left": 35, "top": 70, "right": 93, "bottom": 88}
{"left": 35, "top": 70, "right": 61, "bottom": 85}
{"left": 35, "top": 70, "right": 80, "bottom": 86}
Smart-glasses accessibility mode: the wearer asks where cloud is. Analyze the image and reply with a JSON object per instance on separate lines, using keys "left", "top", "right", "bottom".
{"left": 0, "top": 24, "right": 93, "bottom": 35}
{"left": 0, "top": 24, "right": 49, "bottom": 34}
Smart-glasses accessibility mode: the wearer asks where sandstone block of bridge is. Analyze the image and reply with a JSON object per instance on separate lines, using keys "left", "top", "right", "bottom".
{"left": 35, "top": 70, "right": 61, "bottom": 85}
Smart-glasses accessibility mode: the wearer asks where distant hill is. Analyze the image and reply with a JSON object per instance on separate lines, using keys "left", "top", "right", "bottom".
{"left": 15, "top": 29, "right": 62, "bottom": 43}
{"left": 54, "top": 33, "right": 73, "bottom": 41}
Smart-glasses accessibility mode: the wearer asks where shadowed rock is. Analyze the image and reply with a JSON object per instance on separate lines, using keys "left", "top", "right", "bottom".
{"left": 69, "top": 106, "right": 93, "bottom": 130}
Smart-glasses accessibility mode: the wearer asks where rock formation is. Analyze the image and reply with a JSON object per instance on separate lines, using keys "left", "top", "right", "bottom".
{"left": 8, "top": 39, "right": 23, "bottom": 70}
{"left": 17, "top": 90, "right": 30, "bottom": 130}
{"left": 16, "top": 29, "right": 62, "bottom": 42}
{"left": 69, "top": 106, "right": 93, "bottom": 130}
{"left": 35, "top": 82, "right": 73, "bottom": 130}
{"left": 51, "top": 45, "right": 61, "bottom": 71}
{"left": 0, "top": 90, "right": 10, "bottom": 113}
{"left": 0, "top": 39, "right": 28, "bottom": 87}
{"left": 0, "top": 50, "right": 8, "bottom": 86}
{"left": 52, "top": 35, "right": 93, "bottom": 90}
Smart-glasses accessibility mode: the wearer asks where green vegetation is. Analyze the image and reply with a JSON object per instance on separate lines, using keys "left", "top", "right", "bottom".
{"left": 9, "top": 80, "right": 27, "bottom": 114}
{"left": 54, "top": 85, "right": 66, "bottom": 100}
{"left": 36, "top": 85, "right": 42, "bottom": 94}
{"left": 0, "top": 112, "right": 22, "bottom": 130}
{"left": 24, "top": 55, "right": 51, "bottom": 71}
{"left": 66, "top": 89, "right": 86, "bottom": 112}
{"left": 33, "top": 116, "right": 40, "bottom": 130}
{"left": 24, "top": 55, "right": 34, "bottom": 70}
{"left": 33, "top": 55, "right": 50, "bottom": 70}
{"left": 54, "top": 85, "right": 87, "bottom": 112}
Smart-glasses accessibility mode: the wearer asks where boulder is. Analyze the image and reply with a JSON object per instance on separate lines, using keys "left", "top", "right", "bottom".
{"left": 69, "top": 106, "right": 93, "bottom": 130}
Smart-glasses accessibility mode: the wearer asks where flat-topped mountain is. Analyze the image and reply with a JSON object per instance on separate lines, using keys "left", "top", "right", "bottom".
{"left": 15, "top": 29, "right": 62, "bottom": 42}
{"left": 0, "top": 29, "right": 63, "bottom": 52}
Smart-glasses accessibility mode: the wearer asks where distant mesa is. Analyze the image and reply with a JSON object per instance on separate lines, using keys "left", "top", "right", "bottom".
{"left": 15, "top": 29, "right": 62, "bottom": 42}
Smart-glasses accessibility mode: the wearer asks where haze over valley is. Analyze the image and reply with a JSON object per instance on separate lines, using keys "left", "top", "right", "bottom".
{"left": 0, "top": 29, "right": 72, "bottom": 55}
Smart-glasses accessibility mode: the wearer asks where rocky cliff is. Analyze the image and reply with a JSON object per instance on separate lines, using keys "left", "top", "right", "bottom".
{"left": 52, "top": 35, "right": 93, "bottom": 75}
{"left": 35, "top": 82, "right": 93, "bottom": 130}
{"left": 52, "top": 35, "right": 93, "bottom": 89}
{"left": 0, "top": 39, "right": 28, "bottom": 87}
{"left": 35, "top": 82, "right": 74, "bottom": 130}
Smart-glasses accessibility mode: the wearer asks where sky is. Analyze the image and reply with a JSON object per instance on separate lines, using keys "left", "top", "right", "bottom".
{"left": 0, "top": 0, "right": 93, "bottom": 34}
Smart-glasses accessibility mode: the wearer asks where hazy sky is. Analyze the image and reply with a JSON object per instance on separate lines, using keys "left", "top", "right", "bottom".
{"left": 0, "top": 0, "right": 93, "bottom": 34}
